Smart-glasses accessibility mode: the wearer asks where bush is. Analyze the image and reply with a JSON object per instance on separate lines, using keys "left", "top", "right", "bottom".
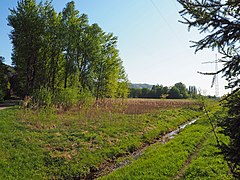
{"left": 32, "top": 87, "right": 53, "bottom": 108}
{"left": 53, "top": 88, "right": 80, "bottom": 110}
{"left": 78, "top": 89, "right": 94, "bottom": 109}
{"left": 31, "top": 87, "right": 95, "bottom": 110}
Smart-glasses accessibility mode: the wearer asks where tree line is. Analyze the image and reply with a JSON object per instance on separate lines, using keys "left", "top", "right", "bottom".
{"left": 5, "top": 0, "right": 129, "bottom": 105}
{"left": 129, "top": 82, "right": 198, "bottom": 99}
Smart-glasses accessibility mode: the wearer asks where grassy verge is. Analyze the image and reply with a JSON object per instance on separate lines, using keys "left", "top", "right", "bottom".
{"left": 182, "top": 132, "right": 232, "bottom": 180}
{"left": 0, "top": 107, "right": 47, "bottom": 179}
{"left": 0, "top": 100, "right": 202, "bottom": 179}
{"left": 101, "top": 104, "right": 232, "bottom": 179}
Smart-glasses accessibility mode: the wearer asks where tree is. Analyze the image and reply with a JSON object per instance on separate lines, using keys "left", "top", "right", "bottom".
{"left": 140, "top": 88, "right": 150, "bottom": 98}
{"left": 0, "top": 56, "right": 7, "bottom": 100}
{"left": 8, "top": 0, "right": 44, "bottom": 96}
{"left": 189, "top": 86, "right": 197, "bottom": 98}
{"left": 162, "top": 86, "right": 169, "bottom": 96}
{"left": 177, "top": 0, "right": 239, "bottom": 90}
{"left": 150, "top": 84, "right": 164, "bottom": 98}
{"left": 167, "top": 86, "right": 182, "bottom": 99}
{"left": 174, "top": 82, "right": 189, "bottom": 98}
{"left": 219, "top": 91, "right": 240, "bottom": 176}
{"left": 0, "top": 56, "right": 13, "bottom": 100}
{"left": 62, "top": 1, "right": 80, "bottom": 89}
{"left": 178, "top": 0, "right": 240, "bottom": 176}
{"left": 129, "top": 88, "right": 142, "bottom": 98}
{"left": 115, "top": 61, "right": 129, "bottom": 99}
{"left": 8, "top": 0, "right": 129, "bottom": 104}
{"left": 167, "top": 82, "right": 189, "bottom": 99}
{"left": 40, "top": 1, "right": 64, "bottom": 92}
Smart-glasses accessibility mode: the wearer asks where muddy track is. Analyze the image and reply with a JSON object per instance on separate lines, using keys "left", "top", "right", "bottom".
{"left": 0, "top": 102, "right": 17, "bottom": 110}
{"left": 84, "top": 118, "right": 200, "bottom": 180}
{"left": 174, "top": 131, "right": 210, "bottom": 180}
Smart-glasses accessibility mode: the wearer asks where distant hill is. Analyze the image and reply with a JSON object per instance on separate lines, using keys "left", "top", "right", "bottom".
{"left": 129, "top": 83, "right": 153, "bottom": 90}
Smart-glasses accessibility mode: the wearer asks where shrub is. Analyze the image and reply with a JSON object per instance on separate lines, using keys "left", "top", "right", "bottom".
{"left": 78, "top": 89, "right": 95, "bottom": 109}
{"left": 53, "top": 88, "right": 80, "bottom": 110}
{"left": 32, "top": 87, "right": 53, "bottom": 108}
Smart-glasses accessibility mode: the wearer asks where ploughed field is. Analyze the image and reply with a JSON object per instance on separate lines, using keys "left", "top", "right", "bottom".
{"left": 0, "top": 99, "right": 232, "bottom": 179}
{"left": 97, "top": 98, "right": 199, "bottom": 114}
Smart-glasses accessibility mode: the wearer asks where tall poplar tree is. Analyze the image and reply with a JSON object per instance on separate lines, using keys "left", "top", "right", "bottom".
{"left": 62, "top": 1, "right": 80, "bottom": 88}
{"left": 40, "top": 1, "right": 64, "bottom": 92}
{"left": 8, "top": 0, "right": 44, "bottom": 96}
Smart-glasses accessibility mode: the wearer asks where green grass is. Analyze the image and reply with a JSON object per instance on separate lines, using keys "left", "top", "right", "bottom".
{"left": 182, "top": 132, "right": 232, "bottom": 180}
{"left": 101, "top": 105, "right": 233, "bottom": 180}
{"left": 0, "top": 103, "right": 203, "bottom": 179}
{"left": 0, "top": 107, "right": 47, "bottom": 179}
{"left": 101, "top": 116, "right": 212, "bottom": 179}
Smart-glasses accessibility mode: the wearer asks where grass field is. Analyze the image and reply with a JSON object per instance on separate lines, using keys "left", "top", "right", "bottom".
{"left": 182, "top": 132, "right": 232, "bottom": 180}
{"left": 101, "top": 102, "right": 233, "bottom": 180}
{"left": 0, "top": 98, "right": 232, "bottom": 179}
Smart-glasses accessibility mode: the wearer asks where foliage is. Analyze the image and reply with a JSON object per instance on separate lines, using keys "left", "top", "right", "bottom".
{"left": 189, "top": 85, "right": 198, "bottom": 98}
{"left": 0, "top": 56, "right": 13, "bottom": 100}
{"left": 53, "top": 88, "right": 80, "bottom": 110}
{"left": 174, "top": 82, "right": 190, "bottom": 99}
{"left": 177, "top": 0, "right": 240, "bottom": 90}
{"left": 168, "top": 86, "right": 182, "bottom": 99}
{"left": 219, "top": 90, "right": 240, "bottom": 177}
{"left": 0, "top": 89, "right": 4, "bottom": 101}
{"left": 77, "top": 89, "right": 95, "bottom": 109}
{"left": 129, "top": 82, "right": 193, "bottom": 99}
{"left": 177, "top": 0, "right": 240, "bottom": 175}
{"left": 7, "top": 0, "right": 128, "bottom": 104}
{"left": 32, "top": 87, "right": 53, "bottom": 108}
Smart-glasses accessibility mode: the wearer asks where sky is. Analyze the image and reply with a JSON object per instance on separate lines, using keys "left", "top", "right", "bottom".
{"left": 0, "top": 0, "right": 230, "bottom": 96}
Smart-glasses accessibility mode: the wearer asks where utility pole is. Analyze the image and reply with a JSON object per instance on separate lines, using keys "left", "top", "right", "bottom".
{"left": 202, "top": 53, "right": 220, "bottom": 97}
{"left": 214, "top": 54, "right": 219, "bottom": 97}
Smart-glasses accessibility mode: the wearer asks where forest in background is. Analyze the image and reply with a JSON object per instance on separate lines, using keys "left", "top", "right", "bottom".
{"left": 129, "top": 82, "right": 198, "bottom": 99}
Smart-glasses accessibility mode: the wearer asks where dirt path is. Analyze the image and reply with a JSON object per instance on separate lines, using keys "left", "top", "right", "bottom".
{"left": 0, "top": 107, "right": 8, "bottom": 110}
{"left": 0, "top": 102, "right": 17, "bottom": 110}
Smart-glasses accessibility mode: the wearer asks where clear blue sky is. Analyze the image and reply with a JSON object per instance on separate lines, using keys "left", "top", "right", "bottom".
{"left": 0, "top": 0, "right": 229, "bottom": 96}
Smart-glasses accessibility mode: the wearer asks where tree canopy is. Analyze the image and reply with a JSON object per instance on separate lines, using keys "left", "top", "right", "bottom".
{"left": 7, "top": 0, "right": 129, "bottom": 103}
